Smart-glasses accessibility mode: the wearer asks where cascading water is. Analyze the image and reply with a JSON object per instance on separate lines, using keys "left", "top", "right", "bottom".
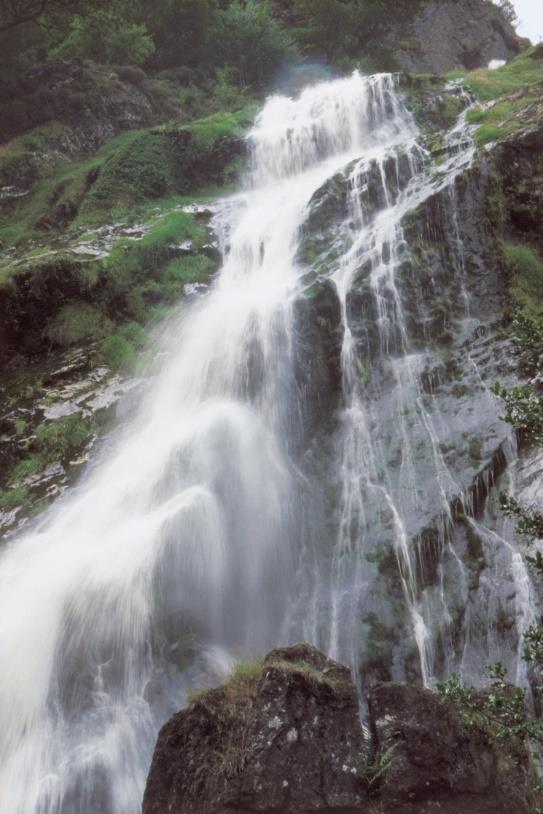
{"left": 0, "top": 72, "right": 536, "bottom": 813}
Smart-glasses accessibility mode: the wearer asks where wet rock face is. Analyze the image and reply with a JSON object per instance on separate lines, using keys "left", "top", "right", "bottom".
{"left": 498, "top": 118, "right": 543, "bottom": 252}
{"left": 369, "top": 683, "right": 531, "bottom": 814}
{"left": 389, "top": 0, "right": 522, "bottom": 74}
{"left": 292, "top": 104, "right": 543, "bottom": 686}
{"left": 143, "top": 644, "right": 368, "bottom": 814}
{"left": 143, "top": 644, "right": 532, "bottom": 814}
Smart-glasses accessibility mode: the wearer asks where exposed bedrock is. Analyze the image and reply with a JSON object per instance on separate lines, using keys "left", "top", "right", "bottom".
{"left": 289, "top": 117, "right": 543, "bottom": 686}
{"left": 387, "top": 0, "right": 523, "bottom": 75}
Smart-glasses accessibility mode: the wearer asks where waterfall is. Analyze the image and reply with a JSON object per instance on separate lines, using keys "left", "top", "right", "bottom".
{"left": 0, "top": 72, "right": 535, "bottom": 813}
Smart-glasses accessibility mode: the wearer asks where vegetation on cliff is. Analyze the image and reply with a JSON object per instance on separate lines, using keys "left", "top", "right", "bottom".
{"left": 463, "top": 44, "right": 543, "bottom": 146}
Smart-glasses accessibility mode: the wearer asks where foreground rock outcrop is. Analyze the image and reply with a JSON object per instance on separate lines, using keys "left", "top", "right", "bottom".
{"left": 143, "top": 644, "right": 532, "bottom": 814}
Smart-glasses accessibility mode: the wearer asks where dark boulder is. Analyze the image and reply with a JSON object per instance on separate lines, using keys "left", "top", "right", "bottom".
{"left": 143, "top": 644, "right": 533, "bottom": 814}
{"left": 369, "top": 682, "right": 532, "bottom": 814}
{"left": 142, "top": 643, "right": 368, "bottom": 813}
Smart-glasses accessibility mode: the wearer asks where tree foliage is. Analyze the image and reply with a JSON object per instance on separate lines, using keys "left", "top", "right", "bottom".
{"left": 492, "top": 0, "right": 518, "bottom": 26}
{"left": 210, "top": 0, "right": 294, "bottom": 85}
{"left": 0, "top": 0, "right": 76, "bottom": 32}
{"left": 437, "top": 663, "right": 543, "bottom": 748}
{"left": 143, "top": 0, "right": 215, "bottom": 70}
{"left": 492, "top": 311, "right": 543, "bottom": 445}
{"left": 0, "top": 0, "right": 522, "bottom": 94}
{"left": 51, "top": 7, "right": 154, "bottom": 65}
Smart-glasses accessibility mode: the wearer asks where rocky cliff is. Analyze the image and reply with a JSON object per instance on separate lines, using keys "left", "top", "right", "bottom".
{"left": 287, "top": 47, "right": 543, "bottom": 689}
{"left": 143, "top": 644, "right": 533, "bottom": 814}
{"left": 387, "top": 0, "right": 524, "bottom": 74}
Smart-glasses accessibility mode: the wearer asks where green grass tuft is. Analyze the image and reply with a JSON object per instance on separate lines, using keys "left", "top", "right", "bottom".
{"left": 503, "top": 242, "right": 543, "bottom": 316}
{"left": 44, "top": 302, "right": 114, "bottom": 346}
{"left": 10, "top": 456, "right": 44, "bottom": 483}
{"left": 99, "top": 333, "right": 138, "bottom": 372}
{"left": 0, "top": 486, "right": 29, "bottom": 511}
{"left": 35, "top": 415, "right": 95, "bottom": 461}
{"left": 457, "top": 47, "right": 543, "bottom": 147}
{"left": 466, "top": 99, "right": 525, "bottom": 146}
{"left": 463, "top": 47, "right": 543, "bottom": 103}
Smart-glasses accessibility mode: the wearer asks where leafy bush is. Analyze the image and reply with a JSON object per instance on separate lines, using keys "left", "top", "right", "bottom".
{"left": 210, "top": 0, "right": 295, "bottom": 86}
{"left": 509, "top": 311, "right": 543, "bottom": 374}
{"left": 500, "top": 493, "right": 543, "bottom": 542}
{"left": 118, "top": 321, "right": 149, "bottom": 349}
{"left": 0, "top": 487, "right": 29, "bottom": 511}
{"left": 99, "top": 333, "right": 138, "bottom": 371}
{"left": 492, "top": 381, "right": 543, "bottom": 446}
{"left": 44, "top": 302, "right": 114, "bottom": 347}
{"left": 436, "top": 664, "right": 540, "bottom": 750}
{"left": 145, "top": 0, "right": 215, "bottom": 70}
{"left": 35, "top": 415, "right": 95, "bottom": 462}
{"left": 502, "top": 243, "right": 543, "bottom": 316}
{"left": 51, "top": 10, "right": 155, "bottom": 66}
{"left": 11, "top": 456, "right": 43, "bottom": 482}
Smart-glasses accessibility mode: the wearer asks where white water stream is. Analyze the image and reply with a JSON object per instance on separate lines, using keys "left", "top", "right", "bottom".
{"left": 0, "top": 72, "right": 536, "bottom": 813}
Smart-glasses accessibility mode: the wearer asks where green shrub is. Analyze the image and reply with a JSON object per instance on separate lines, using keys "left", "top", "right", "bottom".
{"left": 210, "top": 0, "right": 295, "bottom": 86}
{"left": 502, "top": 242, "right": 543, "bottom": 315}
{"left": 14, "top": 418, "right": 27, "bottom": 435}
{"left": 51, "top": 11, "right": 155, "bottom": 66}
{"left": 35, "top": 415, "right": 95, "bottom": 462}
{"left": 436, "top": 664, "right": 539, "bottom": 751}
{"left": 492, "top": 381, "right": 543, "bottom": 446}
{"left": 468, "top": 437, "right": 482, "bottom": 464}
{"left": 441, "top": 95, "right": 463, "bottom": 128}
{"left": 118, "top": 321, "right": 149, "bottom": 349}
{"left": 10, "top": 456, "right": 44, "bottom": 483}
{"left": 44, "top": 302, "right": 114, "bottom": 347}
{"left": 99, "top": 333, "right": 138, "bottom": 372}
{"left": 0, "top": 487, "right": 29, "bottom": 511}
{"left": 467, "top": 101, "right": 519, "bottom": 146}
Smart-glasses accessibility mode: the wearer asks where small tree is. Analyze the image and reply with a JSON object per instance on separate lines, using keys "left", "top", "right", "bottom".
{"left": 0, "top": 0, "right": 77, "bottom": 32}
{"left": 492, "top": 0, "right": 518, "bottom": 26}
{"left": 209, "top": 0, "right": 295, "bottom": 86}
{"left": 51, "top": 8, "right": 154, "bottom": 65}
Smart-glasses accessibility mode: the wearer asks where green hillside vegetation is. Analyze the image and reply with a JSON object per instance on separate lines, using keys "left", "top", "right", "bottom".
{"left": 0, "top": 106, "right": 254, "bottom": 251}
{"left": 462, "top": 45, "right": 543, "bottom": 146}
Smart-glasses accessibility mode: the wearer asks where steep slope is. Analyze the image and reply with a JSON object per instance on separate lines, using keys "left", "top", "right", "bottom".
{"left": 0, "top": 41, "right": 542, "bottom": 814}
{"left": 287, "top": 47, "right": 543, "bottom": 689}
